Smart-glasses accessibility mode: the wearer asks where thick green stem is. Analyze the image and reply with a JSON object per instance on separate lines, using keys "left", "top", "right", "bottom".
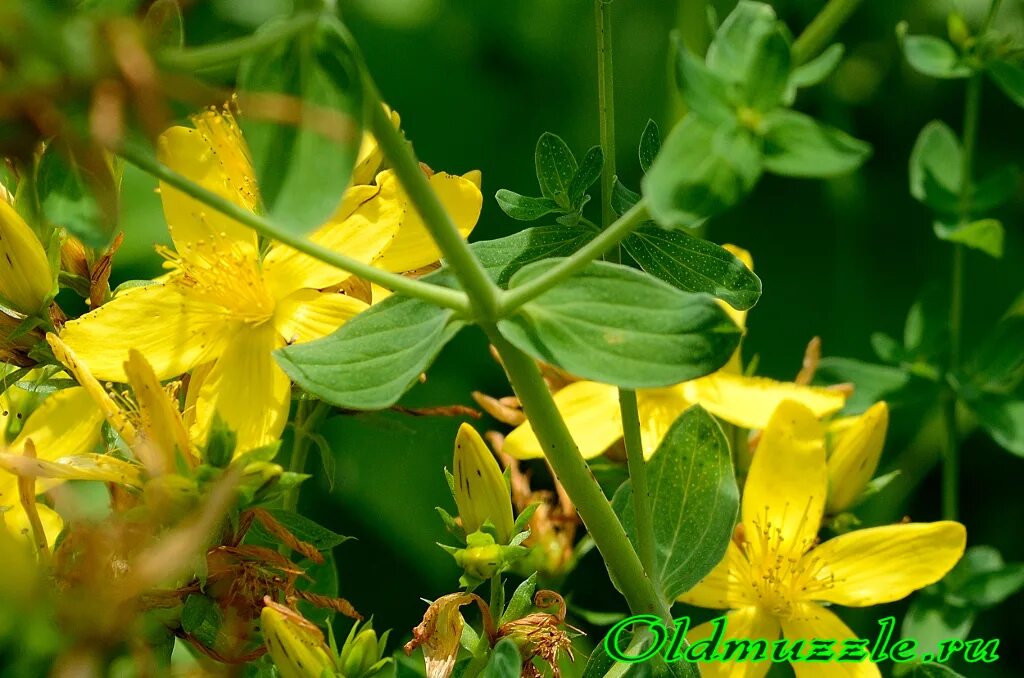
{"left": 284, "top": 399, "right": 330, "bottom": 512}
{"left": 158, "top": 13, "right": 320, "bottom": 71}
{"left": 117, "top": 144, "right": 472, "bottom": 314}
{"left": 500, "top": 199, "right": 650, "bottom": 314}
{"left": 619, "top": 389, "right": 657, "bottom": 577}
{"left": 791, "top": 0, "right": 865, "bottom": 66}
{"left": 485, "top": 327, "right": 670, "bottom": 621}
{"left": 365, "top": 84, "right": 503, "bottom": 321}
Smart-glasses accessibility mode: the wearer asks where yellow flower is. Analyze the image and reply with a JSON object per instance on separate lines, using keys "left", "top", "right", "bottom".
{"left": 60, "top": 106, "right": 482, "bottom": 453}
{"left": 0, "top": 193, "right": 54, "bottom": 315}
{"left": 503, "top": 246, "right": 845, "bottom": 460}
{"left": 826, "top": 402, "right": 889, "bottom": 514}
{"left": 676, "top": 400, "right": 966, "bottom": 678}
{"left": 0, "top": 385, "right": 105, "bottom": 543}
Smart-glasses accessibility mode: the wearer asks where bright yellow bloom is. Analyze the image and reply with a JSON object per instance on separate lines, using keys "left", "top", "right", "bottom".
{"left": 826, "top": 402, "right": 889, "bottom": 514}
{"left": 677, "top": 400, "right": 966, "bottom": 678}
{"left": 503, "top": 246, "right": 845, "bottom": 460}
{"left": 0, "top": 385, "right": 105, "bottom": 543}
{"left": 0, "top": 194, "right": 53, "bottom": 315}
{"left": 60, "top": 106, "right": 482, "bottom": 453}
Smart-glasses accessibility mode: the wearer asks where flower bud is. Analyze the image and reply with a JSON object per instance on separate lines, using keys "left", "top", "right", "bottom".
{"left": 338, "top": 620, "right": 390, "bottom": 678}
{"left": 826, "top": 401, "right": 889, "bottom": 513}
{"left": 261, "top": 602, "right": 337, "bottom": 678}
{"left": 947, "top": 13, "right": 971, "bottom": 49}
{"left": 453, "top": 423, "right": 514, "bottom": 543}
{"left": 0, "top": 198, "right": 53, "bottom": 315}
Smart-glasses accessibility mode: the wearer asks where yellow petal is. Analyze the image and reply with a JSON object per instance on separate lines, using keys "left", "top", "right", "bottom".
{"left": 780, "top": 603, "right": 881, "bottom": 678}
{"left": 1, "top": 503, "right": 63, "bottom": 548}
{"left": 351, "top": 105, "right": 400, "bottom": 186}
{"left": 636, "top": 386, "right": 691, "bottom": 459}
{"left": 684, "top": 372, "right": 846, "bottom": 431}
{"left": 188, "top": 324, "right": 291, "bottom": 453}
{"left": 684, "top": 606, "right": 779, "bottom": 678}
{"left": 453, "top": 423, "right": 515, "bottom": 542}
{"left": 125, "top": 349, "right": 193, "bottom": 474}
{"left": 262, "top": 184, "right": 400, "bottom": 298}
{"left": 0, "top": 199, "right": 52, "bottom": 314}
{"left": 503, "top": 381, "right": 621, "bottom": 460}
{"left": 9, "top": 387, "right": 103, "bottom": 461}
{"left": 677, "top": 540, "right": 754, "bottom": 609}
{"left": 274, "top": 290, "right": 369, "bottom": 346}
{"left": 811, "top": 521, "right": 966, "bottom": 607}
{"left": 826, "top": 402, "right": 888, "bottom": 513}
{"left": 157, "top": 111, "right": 259, "bottom": 266}
{"left": 47, "top": 333, "right": 138, "bottom": 446}
{"left": 373, "top": 170, "right": 482, "bottom": 273}
{"left": 742, "top": 401, "right": 826, "bottom": 560}
{"left": 0, "top": 453, "right": 143, "bottom": 488}
{"left": 60, "top": 282, "right": 235, "bottom": 381}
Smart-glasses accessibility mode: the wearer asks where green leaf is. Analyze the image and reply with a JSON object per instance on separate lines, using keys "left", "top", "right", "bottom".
{"left": 143, "top": 0, "right": 184, "bottom": 49}
{"left": 181, "top": 595, "right": 222, "bottom": 649}
{"left": 275, "top": 296, "right": 465, "bottom": 409}
{"left": 707, "top": 1, "right": 781, "bottom": 85}
{"left": 248, "top": 509, "right": 351, "bottom": 551}
{"left": 900, "top": 32, "right": 970, "bottom": 79}
{"left": 672, "top": 34, "right": 735, "bottom": 124}
{"left": 568, "top": 146, "right": 604, "bottom": 210}
{"left": 469, "top": 225, "right": 593, "bottom": 287}
{"left": 789, "top": 43, "right": 845, "bottom": 90}
{"left": 638, "top": 119, "right": 662, "bottom": 174}
{"left": 815, "top": 358, "right": 929, "bottom": 413}
{"left": 988, "top": 58, "right": 1024, "bottom": 108}
{"left": 966, "top": 306, "right": 1024, "bottom": 393}
{"left": 498, "top": 260, "right": 741, "bottom": 389}
{"left": 494, "top": 190, "right": 560, "bottom": 221}
{"left": 643, "top": 116, "right": 762, "bottom": 229}
{"left": 482, "top": 638, "right": 522, "bottom": 678}
{"left": 762, "top": 110, "right": 870, "bottom": 178}
{"left": 500, "top": 573, "right": 537, "bottom": 624}
{"left": 968, "top": 395, "right": 1024, "bottom": 456}
{"left": 973, "top": 164, "right": 1020, "bottom": 212}
{"left": 237, "top": 15, "right": 361, "bottom": 235}
{"left": 612, "top": 179, "right": 642, "bottom": 217}
{"left": 909, "top": 121, "right": 962, "bottom": 211}
{"left": 36, "top": 142, "right": 119, "bottom": 248}
{"left": 933, "top": 218, "right": 1003, "bottom": 258}
{"left": 612, "top": 406, "right": 739, "bottom": 600}
{"left": 623, "top": 225, "right": 761, "bottom": 310}
{"left": 534, "top": 132, "right": 577, "bottom": 207}
{"left": 902, "top": 592, "right": 975, "bottom": 657}
{"left": 959, "top": 563, "right": 1024, "bottom": 607}
{"left": 743, "top": 26, "right": 791, "bottom": 111}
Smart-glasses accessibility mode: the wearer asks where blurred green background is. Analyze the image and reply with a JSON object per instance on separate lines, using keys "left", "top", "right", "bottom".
{"left": 112, "top": 0, "right": 1024, "bottom": 674}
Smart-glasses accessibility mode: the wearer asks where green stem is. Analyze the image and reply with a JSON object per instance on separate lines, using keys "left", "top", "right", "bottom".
{"left": 791, "top": 0, "right": 865, "bottom": 66}
{"left": 485, "top": 327, "right": 670, "bottom": 621}
{"left": 596, "top": 0, "right": 658, "bottom": 584}
{"left": 365, "top": 82, "right": 503, "bottom": 321}
{"left": 619, "top": 389, "right": 657, "bottom": 577}
{"left": 499, "top": 199, "right": 650, "bottom": 314}
{"left": 489, "top": 574, "right": 505, "bottom": 622}
{"left": 284, "top": 399, "right": 330, "bottom": 512}
{"left": 117, "top": 144, "right": 472, "bottom": 314}
{"left": 595, "top": 0, "right": 617, "bottom": 234}
{"left": 940, "top": 391, "right": 959, "bottom": 521}
{"left": 158, "top": 13, "right": 320, "bottom": 72}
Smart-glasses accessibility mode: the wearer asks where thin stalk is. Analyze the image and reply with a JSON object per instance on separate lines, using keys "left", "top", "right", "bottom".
{"left": 791, "top": 0, "right": 865, "bottom": 66}
{"left": 365, "top": 84, "right": 503, "bottom": 321}
{"left": 284, "top": 399, "right": 330, "bottom": 512}
{"left": 499, "top": 199, "right": 650, "bottom": 314}
{"left": 485, "top": 327, "right": 670, "bottom": 621}
{"left": 596, "top": 0, "right": 658, "bottom": 583}
{"left": 595, "top": 0, "right": 617, "bottom": 235}
{"left": 489, "top": 574, "right": 505, "bottom": 623}
{"left": 117, "top": 144, "right": 472, "bottom": 314}
{"left": 619, "top": 390, "right": 657, "bottom": 576}
{"left": 158, "top": 13, "right": 320, "bottom": 72}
